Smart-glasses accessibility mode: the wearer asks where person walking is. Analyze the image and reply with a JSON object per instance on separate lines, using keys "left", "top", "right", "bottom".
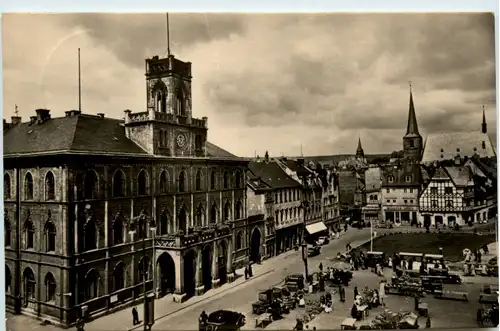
{"left": 132, "top": 307, "right": 139, "bottom": 325}
{"left": 199, "top": 311, "right": 208, "bottom": 331}
{"left": 319, "top": 262, "right": 323, "bottom": 272}
{"left": 353, "top": 286, "right": 359, "bottom": 299}
{"left": 244, "top": 265, "right": 249, "bottom": 280}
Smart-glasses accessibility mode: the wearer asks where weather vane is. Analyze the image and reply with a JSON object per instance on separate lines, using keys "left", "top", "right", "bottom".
{"left": 408, "top": 81, "right": 412, "bottom": 90}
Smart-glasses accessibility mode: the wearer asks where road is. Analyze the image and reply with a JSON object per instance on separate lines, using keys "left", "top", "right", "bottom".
{"left": 145, "top": 228, "right": 372, "bottom": 330}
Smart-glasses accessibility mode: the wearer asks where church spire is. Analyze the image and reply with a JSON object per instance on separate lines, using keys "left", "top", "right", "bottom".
{"left": 482, "top": 105, "right": 487, "bottom": 134}
{"left": 405, "top": 82, "right": 420, "bottom": 136}
{"left": 356, "top": 136, "right": 365, "bottom": 158}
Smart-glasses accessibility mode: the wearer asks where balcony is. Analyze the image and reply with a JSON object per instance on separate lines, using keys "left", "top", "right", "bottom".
{"left": 155, "top": 224, "right": 231, "bottom": 248}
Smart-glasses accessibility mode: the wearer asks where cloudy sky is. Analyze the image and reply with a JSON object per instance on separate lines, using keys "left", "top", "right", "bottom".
{"left": 2, "top": 13, "right": 496, "bottom": 156}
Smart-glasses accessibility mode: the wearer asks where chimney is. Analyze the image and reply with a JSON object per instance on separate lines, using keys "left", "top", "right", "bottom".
{"left": 97, "top": 113, "right": 105, "bottom": 118}
{"left": 35, "top": 109, "right": 51, "bottom": 123}
{"left": 454, "top": 154, "right": 461, "bottom": 166}
{"left": 264, "top": 151, "right": 269, "bottom": 163}
{"left": 11, "top": 116, "right": 21, "bottom": 125}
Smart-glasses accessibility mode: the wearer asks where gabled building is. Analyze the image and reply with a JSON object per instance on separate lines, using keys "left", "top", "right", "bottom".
{"left": 4, "top": 52, "right": 248, "bottom": 326}
{"left": 464, "top": 156, "right": 497, "bottom": 221}
{"left": 362, "top": 166, "right": 382, "bottom": 224}
{"left": 322, "top": 167, "right": 342, "bottom": 233}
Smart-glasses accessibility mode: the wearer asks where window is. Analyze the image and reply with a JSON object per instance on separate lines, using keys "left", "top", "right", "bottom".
{"left": 393, "top": 200, "right": 396, "bottom": 203}
{"left": 386, "top": 189, "right": 390, "bottom": 193}
{"left": 4, "top": 173, "right": 11, "bottom": 200}
{"left": 178, "top": 171, "right": 186, "bottom": 193}
{"left": 445, "top": 200, "right": 453, "bottom": 208}
{"left": 388, "top": 176, "right": 394, "bottom": 183}
{"left": 444, "top": 187, "right": 452, "bottom": 195}
{"left": 44, "top": 273, "right": 56, "bottom": 302}
{"left": 159, "top": 211, "right": 169, "bottom": 235}
{"left": 403, "top": 188, "right": 407, "bottom": 193}
{"left": 138, "top": 170, "right": 149, "bottom": 195}
{"left": 84, "top": 219, "right": 97, "bottom": 251}
{"left": 5, "top": 266, "right": 11, "bottom": 293}
{"left": 410, "top": 200, "right": 413, "bottom": 203}
{"left": 23, "top": 268, "right": 36, "bottom": 302}
{"left": 223, "top": 170, "right": 229, "bottom": 189}
{"left": 138, "top": 257, "right": 150, "bottom": 282}
{"left": 176, "top": 89, "right": 185, "bottom": 116}
{"left": 45, "top": 171, "right": 55, "bottom": 200}
{"left": 223, "top": 202, "right": 231, "bottom": 221}
{"left": 85, "top": 269, "right": 99, "bottom": 300}
{"left": 235, "top": 201, "right": 242, "bottom": 220}
{"left": 84, "top": 171, "right": 98, "bottom": 199}
{"left": 431, "top": 200, "right": 438, "bottom": 208}
{"left": 195, "top": 204, "right": 204, "bottom": 227}
{"left": 25, "top": 219, "right": 35, "bottom": 249}
{"left": 430, "top": 187, "right": 438, "bottom": 195}
{"left": 112, "top": 216, "right": 124, "bottom": 245}
{"left": 210, "top": 204, "right": 218, "bottom": 223}
{"left": 409, "top": 188, "right": 413, "bottom": 193}
{"left": 236, "top": 232, "right": 243, "bottom": 250}
{"left": 25, "top": 172, "right": 34, "bottom": 200}
{"left": 195, "top": 170, "right": 202, "bottom": 191}
{"left": 405, "top": 176, "right": 412, "bottom": 183}
{"left": 159, "top": 170, "right": 169, "bottom": 193}
{"left": 113, "top": 170, "right": 126, "bottom": 197}
{"left": 235, "top": 171, "right": 242, "bottom": 189}
{"left": 113, "top": 263, "right": 125, "bottom": 291}
{"left": 178, "top": 207, "right": 187, "bottom": 233}
{"left": 5, "top": 219, "right": 11, "bottom": 247}
{"left": 404, "top": 200, "right": 407, "bottom": 204}
{"left": 44, "top": 221, "right": 56, "bottom": 252}
{"left": 210, "top": 171, "right": 216, "bottom": 190}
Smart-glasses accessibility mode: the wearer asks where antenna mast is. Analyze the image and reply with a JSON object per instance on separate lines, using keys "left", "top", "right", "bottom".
{"left": 166, "top": 13, "right": 171, "bottom": 56}
{"left": 78, "top": 48, "right": 82, "bottom": 111}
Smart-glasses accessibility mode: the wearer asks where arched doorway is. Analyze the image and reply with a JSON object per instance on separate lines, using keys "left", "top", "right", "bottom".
{"left": 157, "top": 253, "right": 176, "bottom": 296}
{"left": 250, "top": 228, "right": 261, "bottom": 263}
{"left": 435, "top": 216, "right": 443, "bottom": 227}
{"left": 447, "top": 216, "right": 456, "bottom": 227}
{"left": 218, "top": 241, "right": 228, "bottom": 285}
{"left": 202, "top": 245, "right": 212, "bottom": 291}
{"left": 183, "top": 250, "right": 196, "bottom": 298}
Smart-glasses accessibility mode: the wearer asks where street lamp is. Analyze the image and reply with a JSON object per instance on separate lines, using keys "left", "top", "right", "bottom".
{"left": 300, "top": 200, "right": 310, "bottom": 281}
{"left": 129, "top": 211, "right": 156, "bottom": 331}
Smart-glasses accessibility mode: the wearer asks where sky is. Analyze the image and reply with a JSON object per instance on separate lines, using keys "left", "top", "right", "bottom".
{"left": 2, "top": 13, "right": 496, "bottom": 157}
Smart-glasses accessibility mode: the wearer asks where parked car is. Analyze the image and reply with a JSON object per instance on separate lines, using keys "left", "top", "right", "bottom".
{"left": 308, "top": 245, "right": 321, "bottom": 257}
{"left": 351, "top": 220, "right": 365, "bottom": 229}
{"left": 316, "top": 236, "right": 329, "bottom": 245}
{"left": 206, "top": 310, "right": 246, "bottom": 331}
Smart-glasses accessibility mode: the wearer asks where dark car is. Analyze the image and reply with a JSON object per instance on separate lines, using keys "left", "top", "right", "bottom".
{"left": 206, "top": 310, "right": 246, "bottom": 331}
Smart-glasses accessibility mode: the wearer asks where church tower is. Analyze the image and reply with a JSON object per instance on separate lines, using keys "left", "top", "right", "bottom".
{"left": 356, "top": 136, "right": 365, "bottom": 159}
{"left": 482, "top": 106, "right": 487, "bottom": 134}
{"left": 403, "top": 85, "right": 423, "bottom": 162}
{"left": 123, "top": 52, "right": 208, "bottom": 157}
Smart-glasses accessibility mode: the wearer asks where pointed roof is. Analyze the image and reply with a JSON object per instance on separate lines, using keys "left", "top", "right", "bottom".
{"left": 405, "top": 89, "right": 421, "bottom": 138}
{"left": 357, "top": 137, "right": 363, "bottom": 151}
{"left": 356, "top": 136, "right": 364, "bottom": 157}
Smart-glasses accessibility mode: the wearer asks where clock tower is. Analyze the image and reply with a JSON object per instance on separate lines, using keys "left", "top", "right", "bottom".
{"left": 123, "top": 54, "right": 208, "bottom": 157}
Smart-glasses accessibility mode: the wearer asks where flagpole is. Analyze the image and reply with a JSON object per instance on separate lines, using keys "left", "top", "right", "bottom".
{"left": 78, "top": 48, "right": 81, "bottom": 112}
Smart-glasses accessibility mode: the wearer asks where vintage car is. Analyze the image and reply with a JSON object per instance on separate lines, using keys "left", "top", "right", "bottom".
{"left": 285, "top": 274, "right": 305, "bottom": 292}
{"left": 206, "top": 310, "right": 246, "bottom": 331}
{"left": 252, "top": 289, "right": 286, "bottom": 315}
{"left": 308, "top": 245, "right": 321, "bottom": 257}
{"left": 366, "top": 251, "right": 386, "bottom": 268}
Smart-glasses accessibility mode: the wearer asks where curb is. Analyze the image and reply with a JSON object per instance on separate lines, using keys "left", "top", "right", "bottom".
{"left": 128, "top": 269, "right": 275, "bottom": 331}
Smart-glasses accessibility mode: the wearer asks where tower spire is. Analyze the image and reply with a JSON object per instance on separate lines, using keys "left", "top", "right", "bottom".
{"left": 482, "top": 105, "right": 487, "bottom": 134}
{"left": 405, "top": 81, "right": 420, "bottom": 136}
{"left": 166, "top": 13, "right": 171, "bottom": 56}
{"left": 356, "top": 135, "right": 364, "bottom": 158}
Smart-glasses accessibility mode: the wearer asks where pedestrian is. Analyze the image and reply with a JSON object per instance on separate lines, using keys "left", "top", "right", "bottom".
{"left": 248, "top": 263, "right": 253, "bottom": 277}
{"left": 353, "top": 286, "right": 359, "bottom": 299}
{"left": 477, "top": 250, "right": 482, "bottom": 262}
{"left": 319, "top": 262, "right": 323, "bottom": 272}
{"left": 341, "top": 286, "right": 346, "bottom": 302}
{"left": 244, "top": 266, "right": 249, "bottom": 280}
{"left": 336, "top": 231, "right": 340, "bottom": 240}
{"left": 293, "top": 318, "right": 304, "bottom": 331}
{"left": 132, "top": 307, "right": 139, "bottom": 325}
{"left": 344, "top": 223, "right": 348, "bottom": 232}
{"left": 199, "top": 311, "right": 208, "bottom": 331}
{"left": 425, "top": 316, "right": 431, "bottom": 328}
{"left": 379, "top": 281, "right": 386, "bottom": 307}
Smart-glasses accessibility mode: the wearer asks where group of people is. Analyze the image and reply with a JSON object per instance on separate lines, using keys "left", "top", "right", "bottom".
{"left": 244, "top": 263, "right": 254, "bottom": 279}
{"left": 350, "top": 283, "right": 386, "bottom": 320}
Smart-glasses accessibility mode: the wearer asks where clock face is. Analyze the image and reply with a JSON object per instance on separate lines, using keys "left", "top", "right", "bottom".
{"left": 176, "top": 133, "right": 188, "bottom": 149}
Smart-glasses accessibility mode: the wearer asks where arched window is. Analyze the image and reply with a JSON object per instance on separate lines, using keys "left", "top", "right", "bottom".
{"left": 138, "top": 257, "right": 150, "bottom": 282}
{"left": 85, "top": 269, "right": 100, "bottom": 300}
{"left": 24, "top": 172, "right": 34, "bottom": 200}
{"left": 5, "top": 265, "right": 11, "bottom": 293}
{"left": 23, "top": 268, "right": 36, "bottom": 301}
{"left": 235, "top": 201, "right": 242, "bottom": 220}
{"left": 159, "top": 170, "right": 169, "bottom": 194}
{"left": 25, "top": 219, "right": 34, "bottom": 249}
{"left": 235, "top": 171, "right": 242, "bottom": 189}
{"left": 159, "top": 211, "right": 169, "bottom": 235}
{"left": 138, "top": 170, "right": 149, "bottom": 195}
{"left": 178, "top": 171, "right": 186, "bottom": 193}
{"left": 195, "top": 134, "right": 203, "bottom": 150}
{"left": 84, "top": 220, "right": 97, "bottom": 251}
{"left": 137, "top": 216, "right": 146, "bottom": 239}
{"left": 113, "top": 170, "right": 126, "bottom": 197}
{"left": 113, "top": 263, "right": 125, "bottom": 291}
{"left": 195, "top": 204, "right": 204, "bottom": 227}
{"left": 210, "top": 171, "right": 216, "bottom": 190}
{"left": 223, "top": 171, "right": 229, "bottom": 189}
{"left": 112, "top": 217, "right": 123, "bottom": 245}
{"left": 195, "top": 170, "right": 202, "bottom": 191}
{"left": 5, "top": 219, "right": 11, "bottom": 247}
{"left": 210, "top": 203, "right": 218, "bottom": 224}
{"left": 45, "top": 171, "right": 55, "bottom": 200}
{"left": 44, "top": 273, "right": 56, "bottom": 302}
{"left": 178, "top": 207, "right": 187, "bottom": 233}
{"left": 176, "top": 89, "right": 185, "bottom": 116}
{"left": 4, "top": 173, "right": 11, "bottom": 200}
{"left": 236, "top": 232, "right": 243, "bottom": 250}
{"left": 44, "top": 221, "right": 56, "bottom": 252}
{"left": 223, "top": 202, "right": 231, "bottom": 221}
{"left": 84, "top": 171, "right": 98, "bottom": 199}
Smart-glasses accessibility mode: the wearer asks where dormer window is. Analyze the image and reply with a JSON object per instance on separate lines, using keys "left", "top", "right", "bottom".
{"left": 388, "top": 176, "right": 394, "bottom": 183}
{"left": 482, "top": 141, "right": 486, "bottom": 149}
{"left": 405, "top": 176, "right": 412, "bottom": 183}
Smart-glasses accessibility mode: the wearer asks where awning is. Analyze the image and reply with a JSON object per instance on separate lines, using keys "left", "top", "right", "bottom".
{"left": 305, "top": 222, "right": 328, "bottom": 235}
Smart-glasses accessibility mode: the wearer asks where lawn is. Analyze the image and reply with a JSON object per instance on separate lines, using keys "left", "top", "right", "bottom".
{"left": 355, "top": 232, "right": 496, "bottom": 262}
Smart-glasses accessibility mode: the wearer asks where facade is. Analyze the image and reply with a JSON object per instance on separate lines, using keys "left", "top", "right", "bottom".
{"left": 248, "top": 155, "right": 303, "bottom": 255}
{"left": 362, "top": 166, "right": 382, "bottom": 224}
{"left": 380, "top": 162, "right": 420, "bottom": 226}
{"left": 322, "top": 167, "right": 342, "bottom": 233}
{"left": 4, "top": 53, "right": 248, "bottom": 326}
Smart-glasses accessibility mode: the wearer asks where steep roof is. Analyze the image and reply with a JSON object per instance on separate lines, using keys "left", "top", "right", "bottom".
{"left": 248, "top": 160, "right": 301, "bottom": 189}
{"left": 381, "top": 162, "right": 420, "bottom": 187}
{"left": 421, "top": 131, "right": 496, "bottom": 163}
{"left": 404, "top": 90, "right": 421, "bottom": 138}
{"left": 4, "top": 114, "right": 238, "bottom": 159}
{"left": 444, "top": 166, "right": 473, "bottom": 187}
